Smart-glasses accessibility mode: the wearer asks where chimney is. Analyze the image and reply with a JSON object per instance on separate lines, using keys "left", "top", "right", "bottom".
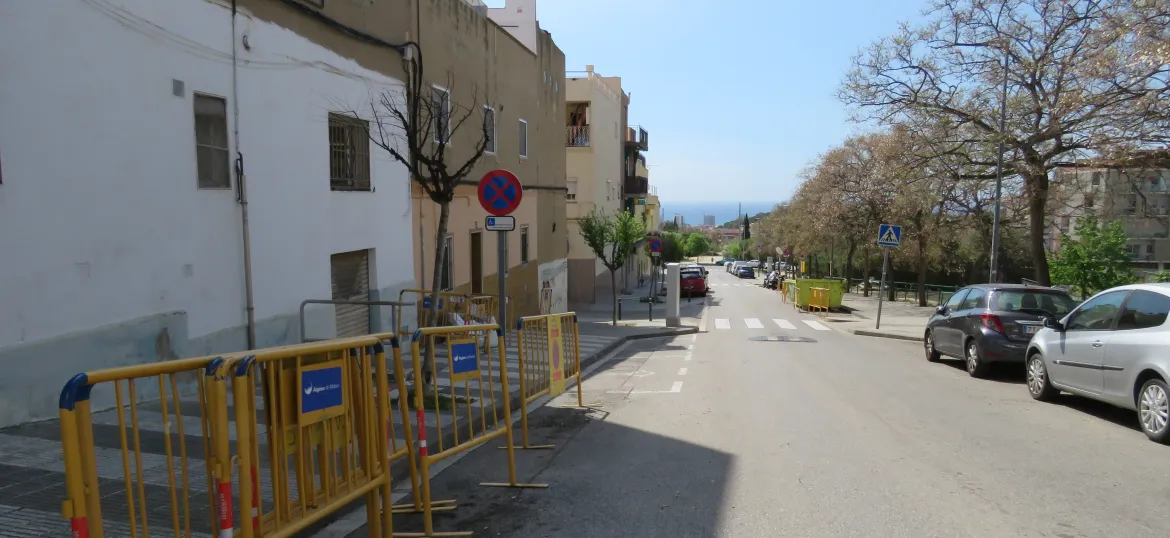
{"left": 585, "top": 65, "right": 594, "bottom": 73}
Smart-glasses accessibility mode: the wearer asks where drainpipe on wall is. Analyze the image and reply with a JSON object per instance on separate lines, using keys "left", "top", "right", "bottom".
{"left": 231, "top": 0, "right": 257, "bottom": 349}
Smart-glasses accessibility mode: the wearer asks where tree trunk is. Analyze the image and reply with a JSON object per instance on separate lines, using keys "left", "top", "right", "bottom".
{"left": 844, "top": 239, "right": 856, "bottom": 292}
{"left": 1027, "top": 172, "right": 1052, "bottom": 286}
{"left": 885, "top": 254, "right": 896, "bottom": 302}
{"left": 610, "top": 269, "right": 618, "bottom": 326}
{"left": 418, "top": 200, "right": 450, "bottom": 399}
{"left": 862, "top": 249, "right": 872, "bottom": 297}
{"left": 917, "top": 235, "right": 928, "bottom": 307}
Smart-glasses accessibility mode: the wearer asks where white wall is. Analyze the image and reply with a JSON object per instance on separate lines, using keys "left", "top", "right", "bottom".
{"left": 487, "top": 0, "right": 539, "bottom": 54}
{"left": 0, "top": 0, "right": 413, "bottom": 426}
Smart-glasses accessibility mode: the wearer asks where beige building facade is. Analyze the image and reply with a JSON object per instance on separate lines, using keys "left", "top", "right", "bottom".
{"left": 565, "top": 66, "right": 626, "bottom": 304}
{"left": 1050, "top": 151, "right": 1170, "bottom": 278}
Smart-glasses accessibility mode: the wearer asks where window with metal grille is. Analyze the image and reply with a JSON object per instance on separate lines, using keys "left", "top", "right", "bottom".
{"left": 432, "top": 86, "right": 450, "bottom": 144}
{"left": 518, "top": 119, "right": 528, "bottom": 158}
{"left": 566, "top": 179, "right": 577, "bottom": 201}
{"left": 330, "top": 249, "right": 371, "bottom": 337}
{"left": 328, "top": 113, "right": 371, "bottom": 191}
{"left": 521, "top": 226, "right": 529, "bottom": 263}
{"left": 441, "top": 235, "right": 453, "bottom": 291}
{"left": 483, "top": 107, "right": 496, "bottom": 153}
{"left": 194, "top": 94, "right": 230, "bottom": 189}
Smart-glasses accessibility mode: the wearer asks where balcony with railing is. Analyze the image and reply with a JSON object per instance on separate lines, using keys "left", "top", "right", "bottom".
{"left": 624, "top": 125, "right": 649, "bottom": 151}
{"left": 624, "top": 175, "right": 649, "bottom": 196}
{"left": 566, "top": 125, "right": 590, "bottom": 147}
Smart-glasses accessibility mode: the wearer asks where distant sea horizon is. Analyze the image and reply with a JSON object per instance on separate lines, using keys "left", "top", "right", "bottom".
{"left": 660, "top": 201, "right": 780, "bottom": 227}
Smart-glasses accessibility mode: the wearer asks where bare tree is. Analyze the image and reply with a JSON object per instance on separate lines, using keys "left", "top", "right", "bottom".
{"left": 364, "top": 53, "right": 490, "bottom": 396}
{"left": 841, "top": 0, "right": 1170, "bottom": 285}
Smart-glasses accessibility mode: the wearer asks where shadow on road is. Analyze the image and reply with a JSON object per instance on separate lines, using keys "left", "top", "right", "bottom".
{"left": 386, "top": 405, "right": 734, "bottom": 537}
{"left": 936, "top": 359, "right": 1027, "bottom": 385}
{"left": 1053, "top": 394, "right": 1143, "bottom": 433}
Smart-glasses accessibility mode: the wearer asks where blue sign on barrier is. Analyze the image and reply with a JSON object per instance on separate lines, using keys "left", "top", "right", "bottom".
{"left": 422, "top": 297, "right": 445, "bottom": 309}
{"left": 450, "top": 341, "right": 479, "bottom": 378}
{"left": 301, "top": 365, "right": 343, "bottom": 414}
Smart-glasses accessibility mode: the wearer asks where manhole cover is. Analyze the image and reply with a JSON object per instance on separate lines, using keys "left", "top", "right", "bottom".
{"left": 747, "top": 336, "right": 817, "bottom": 343}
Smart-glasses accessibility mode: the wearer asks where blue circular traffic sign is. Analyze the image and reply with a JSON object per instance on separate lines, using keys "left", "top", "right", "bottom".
{"left": 478, "top": 169, "right": 523, "bottom": 216}
{"left": 649, "top": 238, "right": 662, "bottom": 253}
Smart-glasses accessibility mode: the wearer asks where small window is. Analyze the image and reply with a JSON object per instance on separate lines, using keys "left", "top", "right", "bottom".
{"left": 328, "top": 113, "right": 371, "bottom": 191}
{"left": 1066, "top": 290, "right": 1128, "bottom": 331}
{"left": 520, "top": 226, "right": 529, "bottom": 263}
{"left": 441, "top": 235, "right": 453, "bottom": 291}
{"left": 1059, "top": 216, "right": 1071, "bottom": 233}
{"left": 194, "top": 94, "right": 231, "bottom": 189}
{"left": 1091, "top": 172, "right": 1102, "bottom": 187}
{"left": 483, "top": 107, "right": 496, "bottom": 153}
{"left": 566, "top": 179, "right": 577, "bottom": 201}
{"left": 960, "top": 288, "right": 987, "bottom": 311}
{"left": 518, "top": 119, "right": 528, "bottom": 158}
{"left": 1083, "top": 194, "right": 1094, "bottom": 208}
{"left": 432, "top": 86, "right": 450, "bottom": 144}
{"left": 1117, "top": 291, "right": 1170, "bottom": 330}
{"left": 945, "top": 290, "right": 969, "bottom": 310}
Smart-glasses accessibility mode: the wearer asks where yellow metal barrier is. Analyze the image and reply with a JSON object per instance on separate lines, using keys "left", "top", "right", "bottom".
{"left": 510, "top": 313, "right": 584, "bottom": 451}
{"left": 780, "top": 281, "right": 790, "bottom": 303}
{"left": 810, "top": 287, "right": 830, "bottom": 317}
{"left": 224, "top": 335, "right": 396, "bottom": 538}
{"left": 397, "top": 289, "right": 467, "bottom": 333}
{"left": 58, "top": 355, "right": 228, "bottom": 538}
{"left": 405, "top": 323, "right": 547, "bottom": 537}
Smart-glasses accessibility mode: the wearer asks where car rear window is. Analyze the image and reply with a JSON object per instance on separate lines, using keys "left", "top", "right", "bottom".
{"left": 681, "top": 270, "right": 703, "bottom": 279}
{"left": 992, "top": 290, "right": 1076, "bottom": 316}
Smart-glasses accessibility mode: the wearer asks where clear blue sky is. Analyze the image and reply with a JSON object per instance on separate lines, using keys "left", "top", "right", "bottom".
{"left": 485, "top": 0, "right": 927, "bottom": 204}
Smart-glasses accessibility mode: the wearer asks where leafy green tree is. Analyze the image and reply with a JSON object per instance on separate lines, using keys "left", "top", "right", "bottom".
{"left": 1155, "top": 270, "right": 1170, "bottom": 283}
{"left": 660, "top": 232, "right": 686, "bottom": 263}
{"left": 684, "top": 233, "right": 712, "bottom": 257}
{"left": 578, "top": 209, "right": 647, "bottom": 324}
{"left": 1049, "top": 215, "right": 1134, "bottom": 300}
{"left": 662, "top": 220, "right": 680, "bottom": 232}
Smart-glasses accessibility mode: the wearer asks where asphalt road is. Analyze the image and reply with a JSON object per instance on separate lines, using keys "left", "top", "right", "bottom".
{"left": 342, "top": 267, "right": 1170, "bottom": 538}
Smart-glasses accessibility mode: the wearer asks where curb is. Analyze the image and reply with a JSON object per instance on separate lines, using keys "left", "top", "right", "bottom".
{"left": 307, "top": 326, "right": 696, "bottom": 537}
{"left": 848, "top": 328, "right": 921, "bottom": 342}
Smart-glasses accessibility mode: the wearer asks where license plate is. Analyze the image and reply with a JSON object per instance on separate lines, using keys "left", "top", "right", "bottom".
{"left": 1024, "top": 325, "right": 1039, "bottom": 334}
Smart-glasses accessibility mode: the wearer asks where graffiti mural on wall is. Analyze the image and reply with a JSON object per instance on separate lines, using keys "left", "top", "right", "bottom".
{"left": 538, "top": 258, "right": 569, "bottom": 314}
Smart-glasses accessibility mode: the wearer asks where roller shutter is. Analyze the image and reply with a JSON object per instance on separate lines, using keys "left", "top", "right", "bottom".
{"left": 331, "top": 250, "right": 371, "bottom": 338}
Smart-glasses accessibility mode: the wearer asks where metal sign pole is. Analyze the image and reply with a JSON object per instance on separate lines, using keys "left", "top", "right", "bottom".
{"left": 876, "top": 246, "right": 889, "bottom": 330}
{"left": 498, "top": 231, "right": 507, "bottom": 346}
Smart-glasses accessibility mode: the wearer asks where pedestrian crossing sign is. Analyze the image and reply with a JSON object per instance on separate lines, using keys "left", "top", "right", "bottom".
{"left": 877, "top": 224, "right": 902, "bottom": 247}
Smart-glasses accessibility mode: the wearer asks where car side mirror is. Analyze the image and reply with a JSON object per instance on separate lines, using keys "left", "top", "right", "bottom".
{"left": 935, "top": 305, "right": 947, "bottom": 314}
{"left": 1043, "top": 317, "right": 1064, "bottom": 331}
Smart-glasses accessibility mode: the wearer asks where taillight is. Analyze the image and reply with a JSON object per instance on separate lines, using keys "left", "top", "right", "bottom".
{"left": 980, "top": 313, "right": 1005, "bottom": 333}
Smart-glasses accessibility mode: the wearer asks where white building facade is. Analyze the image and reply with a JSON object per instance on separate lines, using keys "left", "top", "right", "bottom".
{"left": 0, "top": 0, "right": 415, "bottom": 426}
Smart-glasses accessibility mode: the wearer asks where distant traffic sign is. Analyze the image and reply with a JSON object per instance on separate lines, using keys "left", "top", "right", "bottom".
{"left": 649, "top": 238, "right": 663, "bottom": 253}
{"left": 477, "top": 169, "right": 523, "bottom": 216}
{"left": 485, "top": 215, "right": 515, "bottom": 232}
{"left": 877, "top": 224, "right": 902, "bottom": 247}
{"left": 783, "top": 248, "right": 792, "bottom": 257}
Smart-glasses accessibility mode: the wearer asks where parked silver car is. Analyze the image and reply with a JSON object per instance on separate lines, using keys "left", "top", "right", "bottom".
{"left": 1025, "top": 283, "right": 1170, "bottom": 443}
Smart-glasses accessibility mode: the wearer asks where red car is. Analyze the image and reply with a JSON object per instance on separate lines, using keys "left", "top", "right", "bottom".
{"left": 680, "top": 268, "right": 707, "bottom": 297}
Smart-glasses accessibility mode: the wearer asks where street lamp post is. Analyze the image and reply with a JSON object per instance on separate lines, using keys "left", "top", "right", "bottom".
{"left": 988, "top": 46, "right": 1009, "bottom": 284}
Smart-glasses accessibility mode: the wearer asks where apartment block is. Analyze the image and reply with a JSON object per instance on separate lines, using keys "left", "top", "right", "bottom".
{"left": 565, "top": 66, "right": 626, "bottom": 303}
{"left": 407, "top": 0, "right": 569, "bottom": 320}
{"left": 1050, "top": 150, "right": 1170, "bottom": 277}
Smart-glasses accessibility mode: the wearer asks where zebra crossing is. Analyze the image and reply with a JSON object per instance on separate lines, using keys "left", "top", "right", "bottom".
{"left": 712, "top": 317, "right": 831, "bottom": 331}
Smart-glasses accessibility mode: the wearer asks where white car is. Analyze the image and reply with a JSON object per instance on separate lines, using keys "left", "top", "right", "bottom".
{"left": 1025, "top": 283, "right": 1170, "bottom": 443}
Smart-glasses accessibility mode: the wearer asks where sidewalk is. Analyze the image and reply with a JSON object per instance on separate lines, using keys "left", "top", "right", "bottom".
{"left": 0, "top": 321, "right": 695, "bottom": 537}
{"left": 825, "top": 292, "right": 934, "bottom": 342}
{"left": 571, "top": 276, "right": 706, "bottom": 325}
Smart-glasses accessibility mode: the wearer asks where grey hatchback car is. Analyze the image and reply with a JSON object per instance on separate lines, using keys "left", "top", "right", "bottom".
{"left": 924, "top": 284, "right": 1078, "bottom": 378}
{"left": 1025, "top": 283, "right": 1170, "bottom": 443}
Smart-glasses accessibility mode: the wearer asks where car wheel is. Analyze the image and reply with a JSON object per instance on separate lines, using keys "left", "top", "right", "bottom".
{"left": 1138, "top": 378, "right": 1170, "bottom": 444}
{"left": 965, "top": 339, "right": 990, "bottom": 378}
{"left": 924, "top": 331, "right": 941, "bottom": 362}
{"left": 1025, "top": 353, "right": 1057, "bottom": 401}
